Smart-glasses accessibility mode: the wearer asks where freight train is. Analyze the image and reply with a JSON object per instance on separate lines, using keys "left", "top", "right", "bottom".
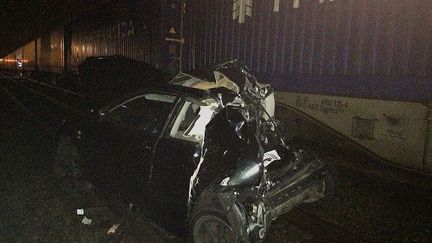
{"left": 1, "top": 0, "right": 431, "bottom": 173}
{"left": 0, "top": 1, "right": 160, "bottom": 76}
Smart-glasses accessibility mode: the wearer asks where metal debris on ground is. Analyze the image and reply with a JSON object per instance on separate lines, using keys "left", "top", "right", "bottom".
{"left": 81, "top": 216, "right": 92, "bottom": 225}
{"left": 107, "top": 224, "right": 121, "bottom": 235}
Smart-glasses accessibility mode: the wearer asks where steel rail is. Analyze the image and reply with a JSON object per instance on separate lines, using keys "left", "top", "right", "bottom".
{"left": 0, "top": 71, "right": 81, "bottom": 114}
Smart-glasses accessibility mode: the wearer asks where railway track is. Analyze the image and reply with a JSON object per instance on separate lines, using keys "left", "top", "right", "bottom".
{"left": 0, "top": 71, "right": 44, "bottom": 126}
{"left": 0, "top": 71, "right": 84, "bottom": 133}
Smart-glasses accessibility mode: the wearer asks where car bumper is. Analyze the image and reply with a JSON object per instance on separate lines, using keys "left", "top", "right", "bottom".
{"left": 263, "top": 159, "right": 328, "bottom": 222}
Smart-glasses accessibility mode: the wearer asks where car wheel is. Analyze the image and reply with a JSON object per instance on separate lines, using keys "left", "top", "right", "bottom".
{"left": 193, "top": 213, "right": 240, "bottom": 243}
{"left": 52, "top": 134, "right": 93, "bottom": 194}
{"left": 191, "top": 197, "right": 253, "bottom": 243}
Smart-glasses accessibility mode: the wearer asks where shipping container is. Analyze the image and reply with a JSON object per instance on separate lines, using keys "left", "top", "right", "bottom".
{"left": 22, "top": 40, "right": 36, "bottom": 71}
{"left": 69, "top": 0, "right": 160, "bottom": 73}
{"left": 182, "top": 0, "right": 432, "bottom": 101}
{"left": 38, "top": 27, "right": 65, "bottom": 72}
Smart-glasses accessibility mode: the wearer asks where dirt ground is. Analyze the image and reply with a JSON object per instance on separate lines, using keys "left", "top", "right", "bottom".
{"left": 1, "top": 89, "right": 431, "bottom": 242}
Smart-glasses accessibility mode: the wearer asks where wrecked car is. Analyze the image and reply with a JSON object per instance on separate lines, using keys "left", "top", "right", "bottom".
{"left": 53, "top": 59, "right": 335, "bottom": 242}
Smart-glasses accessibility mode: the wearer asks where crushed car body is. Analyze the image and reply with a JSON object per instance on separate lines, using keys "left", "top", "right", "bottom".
{"left": 169, "top": 61, "right": 333, "bottom": 242}
{"left": 50, "top": 57, "right": 334, "bottom": 242}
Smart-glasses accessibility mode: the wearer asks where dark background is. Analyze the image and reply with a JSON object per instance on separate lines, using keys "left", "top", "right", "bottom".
{"left": 0, "top": 0, "right": 110, "bottom": 57}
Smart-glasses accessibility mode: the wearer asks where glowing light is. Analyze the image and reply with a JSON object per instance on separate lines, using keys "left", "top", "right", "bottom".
{"left": 3, "top": 59, "right": 17, "bottom": 63}
{"left": 0, "top": 58, "right": 29, "bottom": 63}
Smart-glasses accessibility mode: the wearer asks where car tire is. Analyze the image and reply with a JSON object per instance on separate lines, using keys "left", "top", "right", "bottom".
{"left": 52, "top": 134, "right": 94, "bottom": 194}
{"left": 191, "top": 200, "right": 251, "bottom": 243}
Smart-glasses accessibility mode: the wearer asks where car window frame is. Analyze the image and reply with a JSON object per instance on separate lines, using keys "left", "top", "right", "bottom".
{"left": 99, "top": 91, "right": 180, "bottom": 136}
{"left": 164, "top": 94, "right": 213, "bottom": 144}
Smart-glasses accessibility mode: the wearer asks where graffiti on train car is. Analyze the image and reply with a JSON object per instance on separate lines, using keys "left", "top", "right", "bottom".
{"left": 386, "top": 128, "right": 404, "bottom": 140}
{"left": 295, "top": 95, "right": 349, "bottom": 114}
{"left": 83, "top": 19, "right": 137, "bottom": 41}
{"left": 383, "top": 115, "right": 404, "bottom": 140}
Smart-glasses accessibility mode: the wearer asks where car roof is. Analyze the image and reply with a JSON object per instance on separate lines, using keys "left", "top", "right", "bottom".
{"left": 87, "top": 83, "right": 209, "bottom": 111}
{"left": 158, "top": 84, "right": 208, "bottom": 97}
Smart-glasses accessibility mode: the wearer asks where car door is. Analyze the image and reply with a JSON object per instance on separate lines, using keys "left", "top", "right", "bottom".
{"left": 82, "top": 91, "right": 178, "bottom": 201}
{"left": 149, "top": 96, "right": 216, "bottom": 229}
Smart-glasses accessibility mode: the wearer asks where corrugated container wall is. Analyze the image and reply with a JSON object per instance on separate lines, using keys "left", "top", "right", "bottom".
{"left": 36, "top": 37, "right": 42, "bottom": 70}
{"left": 70, "top": 19, "right": 151, "bottom": 72}
{"left": 22, "top": 41, "right": 36, "bottom": 71}
{"left": 185, "top": 0, "right": 432, "bottom": 76}
{"left": 183, "top": 0, "right": 432, "bottom": 100}
{"left": 39, "top": 28, "right": 64, "bottom": 72}
{"left": 70, "top": 1, "right": 160, "bottom": 73}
